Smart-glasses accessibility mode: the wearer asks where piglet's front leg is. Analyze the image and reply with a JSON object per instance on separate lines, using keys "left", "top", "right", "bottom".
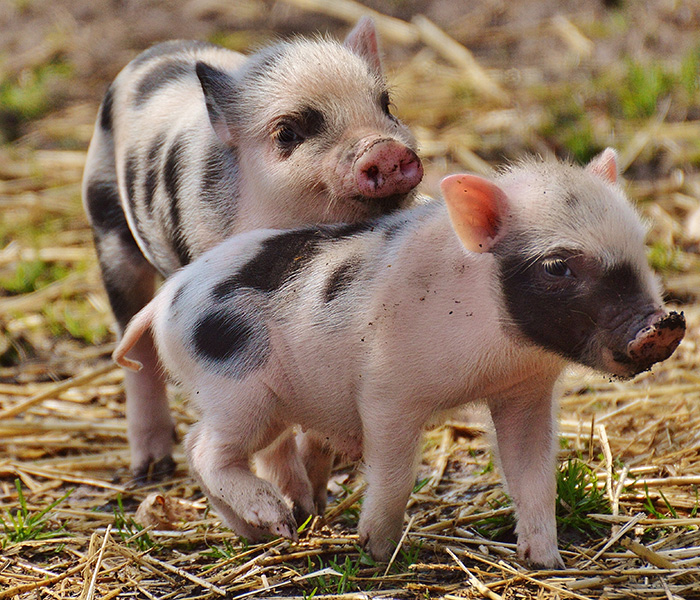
{"left": 358, "top": 409, "right": 423, "bottom": 561}
{"left": 488, "top": 379, "right": 564, "bottom": 569}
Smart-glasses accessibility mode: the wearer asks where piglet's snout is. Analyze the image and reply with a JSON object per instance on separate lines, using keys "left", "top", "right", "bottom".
{"left": 626, "top": 310, "right": 685, "bottom": 373}
{"left": 354, "top": 139, "right": 423, "bottom": 198}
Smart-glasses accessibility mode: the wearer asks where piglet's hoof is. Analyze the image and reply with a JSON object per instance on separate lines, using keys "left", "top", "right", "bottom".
{"left": 239, "top": 495, "right": 299, "bottom": 542}
{"left": 518, "top": 542, "right": 565, "bottom": 570}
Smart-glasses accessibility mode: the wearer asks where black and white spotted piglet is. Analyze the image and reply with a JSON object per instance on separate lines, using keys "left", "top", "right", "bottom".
{"left": 83, "top": 18, "right": 423, "bottom": 480}
{"left": 114, "top": 150, "right": 684, "bottom": 568}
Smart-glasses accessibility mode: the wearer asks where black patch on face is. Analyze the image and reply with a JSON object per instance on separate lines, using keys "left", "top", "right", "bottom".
{"left": 324, "top": 257, "right": 361, "bottom": 303}
{"left": 163, "top": 135, "right": 192, "bottom": 266}
{"left": 135, "top": 59, "right": 192, "bottom": 106}
{"left": 274, "top": 105, "right": 326, "bottom": 158}
{"left": 499, "top": 250, "right": 595, "bottom": 362}
{"left": 143, "top": 132, "right": 165, "bottom": 213}
{"left": 100, "top": 83, "right": 115, "bottom": 132}
{"left": 192, "top": 309, "right": 268, "bottom": 374}
{"left": 499, "top": 244, "right": 648, "bottom": 367}
{"left": 131, "top": 40, "right": 216, "bottom": 67}
{"left": 298, "top": 106, "right": 325, "bottom": 137}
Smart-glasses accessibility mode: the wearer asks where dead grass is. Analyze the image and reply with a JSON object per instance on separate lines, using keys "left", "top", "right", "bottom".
{"left": 2, "top": 0, "right": 700, "bottom": 598}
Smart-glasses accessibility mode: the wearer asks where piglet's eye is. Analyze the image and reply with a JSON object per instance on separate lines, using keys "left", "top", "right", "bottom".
{"left": 542, "top": 258, "right": 572, "bottom": 278}
{"left": 276, "top": 124, "right": 303, "bottom": 147}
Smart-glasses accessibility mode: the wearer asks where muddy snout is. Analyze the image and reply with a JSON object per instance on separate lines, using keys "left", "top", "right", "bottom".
{"left": 626, "top": 311, "right": 685, "bottom": 373}
{"left": 354, "top": 139, "right": 423, "bottom": 198}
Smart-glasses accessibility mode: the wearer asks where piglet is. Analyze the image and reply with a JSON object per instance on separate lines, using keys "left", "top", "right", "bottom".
{"left": 83, "top": 18, "right": 422, "bottom": 481}
{"left": 114, "top": 149, "right": 684, "bottom": 568}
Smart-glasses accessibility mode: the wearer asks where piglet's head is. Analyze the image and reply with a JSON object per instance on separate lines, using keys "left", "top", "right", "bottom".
{"left": 441, "top": 149, "right": 685, "bottom": 378}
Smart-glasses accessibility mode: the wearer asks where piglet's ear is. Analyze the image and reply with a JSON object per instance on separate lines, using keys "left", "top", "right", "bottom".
{"left": 586, "top": 147, "right": 618, "bottom": 184}
{"left": 196, "top": 62, "right": 239, "bottom": 146}
{"left": 441, "top": 174, "right": 508, "bottom": 253}
{"left": 344, "top": 16, "right": 383, "bottom": 74}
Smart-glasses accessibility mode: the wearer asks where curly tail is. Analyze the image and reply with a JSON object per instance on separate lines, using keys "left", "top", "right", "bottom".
{"left": 112, "top": 300, "right": 158, "bottom": 372}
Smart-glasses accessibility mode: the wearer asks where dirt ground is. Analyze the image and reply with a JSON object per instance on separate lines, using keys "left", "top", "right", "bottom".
{"left": 2, "top": 0, "right": 700, "bottom": 598}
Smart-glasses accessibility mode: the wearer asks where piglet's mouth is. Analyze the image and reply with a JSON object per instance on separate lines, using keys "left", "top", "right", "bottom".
{"left": 606, "top": 311, "right": 686, "bottom": 377}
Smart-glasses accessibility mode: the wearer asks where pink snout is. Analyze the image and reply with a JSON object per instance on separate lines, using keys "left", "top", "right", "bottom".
{"left": 626, "top": 310, "right": 685, "bottom": 373}
{"left": 354, "top": 139, "right": 423, "bottom": 198}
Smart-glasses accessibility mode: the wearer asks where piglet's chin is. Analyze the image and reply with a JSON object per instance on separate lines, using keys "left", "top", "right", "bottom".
{"left": 597, "top": 348, "right": 638, "bottom": 379}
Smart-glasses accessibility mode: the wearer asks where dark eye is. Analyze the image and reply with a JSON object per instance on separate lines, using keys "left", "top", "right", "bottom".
{"left": 542, "top": 258, "right": 572, "bottom": 278}
{"left": 380, "top": 91, "right": 397, "bottom": 121}
{"left": 276, "top": 124, "right": 303, "bottom": 147}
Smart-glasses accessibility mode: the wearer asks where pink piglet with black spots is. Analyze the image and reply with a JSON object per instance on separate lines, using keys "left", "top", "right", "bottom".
{"left": 114, "top": 149, "right": 684, "bottom": 568}
{"left": 83, "top": 18, "right": 422, "bottom": 483}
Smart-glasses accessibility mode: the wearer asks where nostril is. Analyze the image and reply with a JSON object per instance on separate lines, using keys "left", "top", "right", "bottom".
{"left": 362, "top": 164, "right": 382, "bottom": 191}
{"left": 401, "top": 156, "right": 420, "bottom": 179}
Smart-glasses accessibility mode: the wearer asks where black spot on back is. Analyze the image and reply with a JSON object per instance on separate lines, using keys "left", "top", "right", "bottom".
{"left": 192, "top": 309, "right": 268, "bottom": 375}
{"left": 163, "top": 135, "right": 191, "bottom": 266}
{"left": 214, "top": 221, "right": 380, "bottom": 299}
{"left": 100, "top": 83, "right": 115, "bottom": 132}
{"left": 135, "top": 59, "right": 192, "bottom": 106}
{"left": 324, "top": 257, "right": 362, "bottom": 303}
{"left": 234, "top": 230, "right": 326, "bottom": 293}
{"left": 212, "top": 273, "right": 240, "bottom": 302}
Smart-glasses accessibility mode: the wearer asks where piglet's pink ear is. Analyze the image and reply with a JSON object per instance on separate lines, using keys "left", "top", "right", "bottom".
{"left": 441, "top": 174, "right": 508, "bottom": 253}
{"left": 586, "top": 147, "right": 618, "bottom": 184}
{"left": 344, "top": 16, "right": 383, "bottom": 74}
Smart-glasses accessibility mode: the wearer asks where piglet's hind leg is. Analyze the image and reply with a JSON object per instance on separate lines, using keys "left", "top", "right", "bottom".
{"left": 185, "top": 384, "right": 297, "bottom": 541}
